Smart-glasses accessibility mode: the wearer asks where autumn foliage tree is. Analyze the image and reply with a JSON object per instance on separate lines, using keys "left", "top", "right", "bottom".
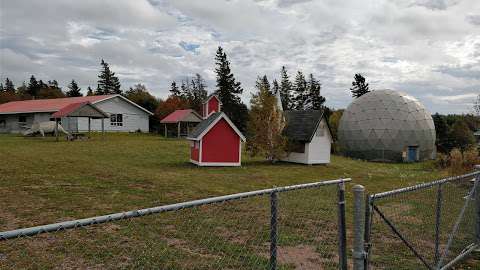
{"left": 247, "top": 78, "right": 287, "bottom": 162}
{"left": 155, "top": 96, "right": 189, "bottom": 121}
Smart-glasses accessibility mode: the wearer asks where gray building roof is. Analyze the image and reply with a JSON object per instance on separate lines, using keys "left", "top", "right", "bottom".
{"left": 283, "top": 110, "right": 326, "bottom": 142}
{"left": 188, "top": 112, "right": 223, "bottom": 139}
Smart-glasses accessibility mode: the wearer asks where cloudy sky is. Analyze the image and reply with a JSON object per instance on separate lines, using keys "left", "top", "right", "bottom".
{"left": 1, "top": 0, "right": 479, "bottom": 113}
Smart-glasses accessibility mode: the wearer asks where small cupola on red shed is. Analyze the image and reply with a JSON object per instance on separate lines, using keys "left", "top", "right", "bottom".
{"left": 187, "top": 112, "right": 245, "bottom": 166}
{"left": 202, "top": 94, "right": 222, "bottom": 119}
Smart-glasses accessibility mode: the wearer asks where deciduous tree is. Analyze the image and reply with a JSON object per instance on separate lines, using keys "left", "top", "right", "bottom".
{"left": 247, "top": 80, "right": 286, "bottom": 162}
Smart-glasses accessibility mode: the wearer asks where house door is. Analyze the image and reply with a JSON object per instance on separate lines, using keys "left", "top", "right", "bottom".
{"left": 407, "top": 146, "right": 418, "bottom": 162}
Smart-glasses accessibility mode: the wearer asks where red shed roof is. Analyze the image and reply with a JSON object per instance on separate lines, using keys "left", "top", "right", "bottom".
{"left": 0, "top": 95, "right": 115, "bottom": 114}
{"left": 160, "top": 109, "right": 202, "bottom": 123}
{"left": 51, "top": 102, "right": 109, "bottom": 118}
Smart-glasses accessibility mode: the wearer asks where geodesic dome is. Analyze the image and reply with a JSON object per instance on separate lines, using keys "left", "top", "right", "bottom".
{"left": 338, "top": 90, "right": 436, "bottom": 162}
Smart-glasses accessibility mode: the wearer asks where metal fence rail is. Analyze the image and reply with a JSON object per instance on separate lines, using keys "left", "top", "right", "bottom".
{"left": 1, "top": 178, "right": 350, "bottom": 270}
{"left": 362, "top": 170, "right": 480, "bottom": 270}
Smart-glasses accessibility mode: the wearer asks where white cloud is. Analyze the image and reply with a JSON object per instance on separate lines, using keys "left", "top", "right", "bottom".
{"left": 1, "top": 0, "right": 479, "bottom": 114}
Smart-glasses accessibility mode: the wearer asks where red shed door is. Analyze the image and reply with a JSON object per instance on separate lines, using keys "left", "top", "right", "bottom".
{"left": 201, "top": 119, "right": 240, "bottom": 163}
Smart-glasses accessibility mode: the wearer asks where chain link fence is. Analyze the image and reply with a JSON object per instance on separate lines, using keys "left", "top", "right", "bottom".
{"left": 0, "top": 179, "right": 350, "bottom": 270}
{"left": 363, "top": 171, "right": 480, "bottom": 270}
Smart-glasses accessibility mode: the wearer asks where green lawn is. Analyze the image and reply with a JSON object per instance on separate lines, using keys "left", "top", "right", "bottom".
{"left": 0, "top": 133, "right": 477, "bottom": 269}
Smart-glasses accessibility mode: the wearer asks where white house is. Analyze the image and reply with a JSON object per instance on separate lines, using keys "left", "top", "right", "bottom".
{"left": 0, "top": 95, "right": 152, "bottom": 133}
{"left": 281, "top": 110, "right": 333, "bottom": 165}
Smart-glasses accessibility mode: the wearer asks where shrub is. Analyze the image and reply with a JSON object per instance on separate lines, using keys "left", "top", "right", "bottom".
{"left": 435, "top": 152, "right": 449, "bottom": 169}
{"left": 448, "top": 148, "right": 464, "bottom": 175}
{"left": 463, "top": 147, "right": 479, "bottom": 170}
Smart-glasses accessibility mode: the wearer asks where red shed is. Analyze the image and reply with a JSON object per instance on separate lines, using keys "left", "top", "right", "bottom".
{"left": 187, "top": 112, "right": 245, "bottom": 166}
{"left": 202, "top": 94, "right": 222, "bottom": 118}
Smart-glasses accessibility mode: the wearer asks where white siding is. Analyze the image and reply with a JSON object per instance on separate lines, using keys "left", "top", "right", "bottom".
{"left": 282, "top": 118, "right": 332, "bottom": 165}
{"left": 282, "top": 151, "right": 309, "bottom": 164}
{"left": 306, "top": 119, "right": 332, "bottom": 164}
{"left": 77, "top": 96, "right": 149, "bottom": 132}
{"left": 0, "top": 114, "right": 35, "bottom": 133}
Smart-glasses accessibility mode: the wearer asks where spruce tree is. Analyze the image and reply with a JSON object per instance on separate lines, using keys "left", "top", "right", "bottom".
{"left": 0, "top": 83, "right": 3, "bottom": 92}
{"left": 255, "top": 75, "right": 271, "bottom": 94}
{"left": 190, "top": 74, "right": 208, "bottom": 113}
{"left": 307, "top": 74, "right": 325, "bottom": 110}
{"left": 66, "top": 80, "right": 83, "bottom": 97}
{"left": 280, "top": 66, "right": 293, "bottom": 110}
{"left": 97, "top": 59, "right": 122, "bottom": 95}
{"left": 214, "top": 46, "right": 248, "bottom": 131}
{"left": 474, "top": 94, "right": 480, "bottom": 116}
{"left": 170, "top": 81, "right": 181, "bottom": 97}
{"left": 4, "top": 78, "right": 15, "bottom": 92}
{"left": 293, "top": 71, "right": 308, "bottom": 110}
{"left": 86, "top": 86, "right": 94, "bottom": 96}
{"left": 272, "top": 79, "right": 280, "bottom": 95}
{"left": 350, "top": 73, "right": 370, "bottom": 98}
{"left": 27, "top": 75, "right": 39, "bottom": 97}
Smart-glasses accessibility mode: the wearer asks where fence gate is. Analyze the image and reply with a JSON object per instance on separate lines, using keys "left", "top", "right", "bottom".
{"left": 363, "top": 171, "right": 480, "bottom": 270}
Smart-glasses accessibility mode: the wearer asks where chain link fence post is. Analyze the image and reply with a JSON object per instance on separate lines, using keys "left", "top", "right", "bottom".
{"left": 434, "top": 183, "right": 443, "bottom": 265}
{"left": 475, "top": 165, "right": 480, "bottom": 245}
{"left": 337, "top": 181, "right": 348, "bottom": 270}
{"left": 270, "top": 191, "right": 278, "bottom": 270}
{"left": 353, "top": 185, "right": 366, "bottom": 270}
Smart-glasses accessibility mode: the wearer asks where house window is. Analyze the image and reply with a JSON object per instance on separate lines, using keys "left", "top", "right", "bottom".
{"left": 18, "top": 116, "right": 27, "bottom": 123}
{"left": 316, "top": 122, "right": 325, "bottom": 137}
{"left": 0, "top": 120, "right": 6, "bottom": 128}
{"left": 110, "top": 114, "right": 123, "bottom": 126}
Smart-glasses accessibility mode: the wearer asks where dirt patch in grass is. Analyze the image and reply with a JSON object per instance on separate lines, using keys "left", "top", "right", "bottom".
{"left": 277, "top": 244, "right": 328, "bottom": 270}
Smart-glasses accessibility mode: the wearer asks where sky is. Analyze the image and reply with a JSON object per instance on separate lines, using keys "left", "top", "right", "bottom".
{"left": 0, "top": 0, "right": 479, "bottom": 114}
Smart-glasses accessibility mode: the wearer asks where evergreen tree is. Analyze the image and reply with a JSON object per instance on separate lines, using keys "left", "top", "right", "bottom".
{"left": 214, "top": 46, "right": 248, "bottom": 131}
{"left": 432, "top": 113, "right": 450, "bottom": 153}
{"left": 27, "top": 75, "right": 40, "bottom": 97}
{"left": 293, "top": 71, "right": 308, "bottom": 110}
{"left": 96, "top": 59, "right": 121, "bottom": 95}
{"left": 66, "top": 80, "right": 83, "bottom": 97}
{"left": 272, "top": 79, "right": 280, "bottom": 95}
{"left": 0, "top": 83, "right": 3, "bottom": 92}
{"left": 247, "top": 81, "right": 286, "bottom": 162}
{"left": 256, "top": 75, "right": 271, "bottom": 94}
{"left": 86, "top": 86, "right": 94, "bottom": 96}
{"left": 4, "top": 78, "right": 15, "bottom": 92}
{"left": 307, "top": 74, "right": 325, "bottom": 110}
{"left": 190, "top": 73, "right": 208, "bottom": 113}
{"left": 350, "top": 73, "right": 370, "bottom": 98}
{"left": 169, "top": 81, "right": 181, "bottom": 97}
{"left": 474, "top": 94, "right": 480, "bottom": 116}
{"left": 280, "top": 66, "right": 294, "bottom": 110}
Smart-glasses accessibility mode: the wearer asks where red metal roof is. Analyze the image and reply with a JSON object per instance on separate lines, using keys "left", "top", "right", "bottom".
{"left": 160, "top": 109, "right": 201, "bottom": 123}
{"left": 0, "top": 95, "right": 116, "bottom": 114}
{"left": 51, "top": 102, "right": 90, "bottom": 118}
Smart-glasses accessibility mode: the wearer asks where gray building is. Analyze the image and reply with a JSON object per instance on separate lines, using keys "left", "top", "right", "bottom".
{"left": 0, "top": 95, "right": 152, "bottom": 133}
{"left": 338, "top": 89, "right": 436, "bottom": 162}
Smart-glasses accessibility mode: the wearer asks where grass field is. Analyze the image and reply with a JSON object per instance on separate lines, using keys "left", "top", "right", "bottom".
{"left": 0, "top": 133, "right": 478, "bottom": 269}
